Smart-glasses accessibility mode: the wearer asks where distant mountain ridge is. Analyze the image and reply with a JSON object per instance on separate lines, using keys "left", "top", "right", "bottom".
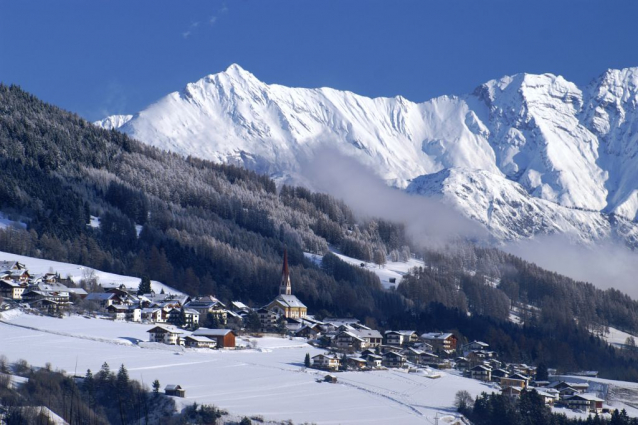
{"left": 95, "top": 65, "right": 638, "bottom": 245}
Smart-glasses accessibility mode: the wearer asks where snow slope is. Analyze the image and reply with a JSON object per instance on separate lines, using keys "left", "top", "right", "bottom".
{"left": 305, "top": 250, "right": 424, "bottom": 289}
{"left": 0, "top": 312, "right": 492, "bottom": 424}
{"left": 0, "top": 251, "right": 183, "bottom": 295}
{"left": 95, "top": 65, "right": 638, "bottom": 245}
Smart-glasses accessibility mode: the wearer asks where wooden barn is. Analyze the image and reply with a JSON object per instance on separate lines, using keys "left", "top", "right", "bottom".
{"left": 165, "top": 385, "right": 185, "bottom": 397}
{"left": 191, "top": 328, "right": 236, "bottom": 348}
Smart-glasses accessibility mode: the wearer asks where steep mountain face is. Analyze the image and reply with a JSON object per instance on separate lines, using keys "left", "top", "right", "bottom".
{"left": 96, "top": 65, "right": 638, "bottom": 245}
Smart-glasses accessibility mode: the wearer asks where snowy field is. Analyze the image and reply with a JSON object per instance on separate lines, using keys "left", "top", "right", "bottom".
{"left": 305, "top": 250, "right": 424, "bottom": 289}
{"left": 0, "top": 250, "right": 182, "bottom": 295}
{"left": 0, "top": 311, "right": 492, "bottom": 424}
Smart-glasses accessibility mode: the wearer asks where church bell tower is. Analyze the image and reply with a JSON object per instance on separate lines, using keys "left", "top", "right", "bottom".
{"left": 279, "top": 249, "right": 292, "bottom": 295}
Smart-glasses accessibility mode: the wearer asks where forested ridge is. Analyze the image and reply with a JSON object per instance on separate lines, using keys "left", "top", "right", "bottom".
{"left": 3, "top": 83, "right": 638, "bottom": 380}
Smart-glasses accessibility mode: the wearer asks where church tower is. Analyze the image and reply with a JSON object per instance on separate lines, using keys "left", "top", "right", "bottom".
{"left": 279, "top": 249, "right": 292, "bottom": 295}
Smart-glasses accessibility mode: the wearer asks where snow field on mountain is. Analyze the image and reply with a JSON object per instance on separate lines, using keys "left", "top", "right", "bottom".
{"left": 0, "top": 311, "right": 489, "bottom": 424}
{"left": 0, "top": 251, "right": 183, "bottom": 295}
{"left": 305, "top": 250, "right": 425, "bottom": 289}
{"left": 95, "top": 65, "right": 638, "bottom": 245}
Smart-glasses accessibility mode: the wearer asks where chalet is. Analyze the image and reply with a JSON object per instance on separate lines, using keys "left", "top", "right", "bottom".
{"left": 365, "top": 354, "right": 383, "bottom": 368}
{"left": 564, "top": 394, "right": 604, "bottom": 413}
{"left": 6, "top": 270, "right": 30, "bottom": 284}
{"left": 463, "top": 341, "right": 489, "bottom": 352}
{"left": 312, "top": 354, "right": 340, "bottom": 370}
{"left": 501, "top": 386, "right": 523, "bottom": 399}
{"left": 230, "top": 301, "right": 250, "bottom": 313}
{"left": 547, "top": 381, "right": 589, "bottom": 395}
{"left": 30, "top": 299, "right": 63, "bottom": 313}
{"left": 107, "top": 304, "right": 141, "bottom": 322}
{"left": 141, "top": 308, "right": 165, "bottom": 323}
{"left": 86, "top": 292, "right": 118, "bottom": 308}
{"left": 165, "top": 385, "right": 186, "bottom": 397}
{"left": 147, "top": 326, "right": 183, "bottom": 345}
{"left": 536, "top": 389, "right": 560, "bottom": 405}
{"left": 333, "top": 330, "right": 366, "bottom": 351}
{"left": 185, "top": 296, "right": 227, "bottom": 324}
{"left": 558, "top": 386, "right": 580, "bottom": 399}
{"left": 266, "top": 250, "right": 307, "bottom": 319}
{"left": 454, "top": 357, "right": 471, "bottom": 370}
{"left": 166, "top": 308, "right": 200, "bottom": 328}
{"left": 257, "top": 307, "right": 278, "bottom": 331}
{"left": 403, "top": 347, "right": 439, "bottom": 365}
{"left": 225, "top": 310, "right": 244, "bottom": 330}
{"left": 420, "top": 332, "right": 458, "bottom": 354}
{"left": 346, "top": 357, "right": 367, "bottom": 370}
{"left": 490, "top": 368, "right": 509, "bottom": 382}
{"left": 470, "top": 365, "right": 492, "bottom": 382}
{"left": 296, "top": 324, "right": 321, "bottom": 339}
{"left": 0, "top": 279, "right": 26, "bottom": 300}
{"left": 192, "top": 328, "right": 236, "bottom": 348}
{"left": 382, "top": 351, "right": 406, "bottom": 368}
{"left": 355, "top": 329, "right": 383, "bottom": 347}
{"left": 324, "top": 374, "right": 338, "bottom": 383}
{"left": 0, "top": 261, "right": 26, "bottom": 271}
{"left": 184, "top": 335, "right": 217, "bottom": 349}
{"left": 500, "top": 377, "right": 527, "bottom": 389}
{"left": 384, "top": 330, "right": 418, "bottom": 346}
{"left": 509, "top": 372, "right": 531, "bottom": 387}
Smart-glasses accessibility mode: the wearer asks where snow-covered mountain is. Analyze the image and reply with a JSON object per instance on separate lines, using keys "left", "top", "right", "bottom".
{"left": 95, "top": 65, "right": 638, "bottom": 245}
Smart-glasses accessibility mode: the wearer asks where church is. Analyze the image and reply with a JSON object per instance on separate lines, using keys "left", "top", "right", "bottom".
{"left": 266, "top": 249, "right": 307, "bottom": 319}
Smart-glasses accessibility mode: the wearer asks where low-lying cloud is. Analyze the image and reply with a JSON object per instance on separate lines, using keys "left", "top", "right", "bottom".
{"left": 299, "top": 148, "right": 486, "bottom": 246}
{"left": 300, "top": 147, "right": 638, "bottom": 298}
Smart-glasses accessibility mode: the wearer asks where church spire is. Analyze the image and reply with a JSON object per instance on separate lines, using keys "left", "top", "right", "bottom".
{"left": 279, "top": 248, "right": 292, "bottom": 295}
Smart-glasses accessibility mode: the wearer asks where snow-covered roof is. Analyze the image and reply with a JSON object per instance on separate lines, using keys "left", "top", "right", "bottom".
{"left": 86, "top": 292, "right": 116, "bottom": 301}
{"left": 420, "top": 332, "right": 454, "bottom": 340}
{"left": 566, "top": 393, "right": 604, "bottom": 402}
{"left": 185, "top": 335, "right": 217, "bottom": 343}
{"left": 192, "top": 328, "right": 234, "bottom": 337}
{"left": 274, "top": 294, "right": 307, "bottom": 309}
{"left": 147, "top": 325, "right": 182, "bottom": 334}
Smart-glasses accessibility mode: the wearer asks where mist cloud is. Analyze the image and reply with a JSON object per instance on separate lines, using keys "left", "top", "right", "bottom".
{"left": 299, "top": 148, "right": 486, "bottom": 246}
{"left": 504, "top": 235, "right": 638, "bottom": 298}
{"left": 299, "top": 147, "right": 638, "bottom": 298}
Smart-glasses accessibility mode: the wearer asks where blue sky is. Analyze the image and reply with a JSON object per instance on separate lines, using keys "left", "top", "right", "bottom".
{"left": 2, "top": 1, "right": 638, "bottom": 121}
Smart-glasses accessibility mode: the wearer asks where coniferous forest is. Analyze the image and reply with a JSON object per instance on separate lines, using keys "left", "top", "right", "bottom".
{"left": 4, "top": 83, "right": 638, "bottom": 380}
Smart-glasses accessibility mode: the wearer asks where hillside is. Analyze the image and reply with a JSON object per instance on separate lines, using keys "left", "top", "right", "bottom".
{"left": 6, "top": 84, "right": 638, "bottom": 380}
{"left": 96, "top": 65, "right": 638, "bottom": 246}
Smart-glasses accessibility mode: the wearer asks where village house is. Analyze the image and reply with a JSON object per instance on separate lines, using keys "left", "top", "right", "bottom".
{"left": 165, "top": 385, "right": 186, "bottom": 397}
{"left": 365, "top": 353, "right": 383, "bottom": 369}
{"left": 0, "top": 279, "right": 26, "bottom": 300}
{"left": 490, "top": 368, "right": 509, "bottom": 382}
{"left": 312, "top": 353, "right": 340, "bottom": 371}
{"left": 257, "top": 307, "right": 278, "bottom": 332}
{"left": 463, "top": 340, "right": 489, "bottom": 352}
{"left": 183, "top": 335, "right": 217, "bottom": 349}
{"left": 470, "top": 364, "right": 492, "bottom": 382}
{"left": 230, "top": 300, "right": 250, "bottom": 313}
{"left": 141, "top": 308, "right": 165, "bottom": 323}
{"left": 384, "top": 330, "right": 419, "bottom": 346}
{"left": 86, "top": 292, "right": 118, "bottom": 308}
{"left": 333, "top": 330, "right": 366, "bottom": 351}
{"left": 403, "top": 348, "right": 439, "bottom": 365}
{"left": 166, "top": 308, "right": 200, "bottom": 328}
{"left": 192, "top": 328, "right": 236, "bottom": 348}
{"left": 420, "top": 332, "right": 458, "bottom": 355}
{"left": 147, "top": 325, "right": 183, "bottom": 345}
{"left": 454, "top": 357, "right": 471, "bottom": 370}
{"left": 501, "top": 386, "right": 523, "bottom": 399}
{"left": 107, "top": 304, "right": 141, "bottom": 322}
{"left": 382, "top": 351, "right": 406, "bottom": 368}
{"left": 0, "top": 261, "right": 26, "bottom": 271}
{"left": 185, "top": 296, "right": 227, "bottom": 324}
{"left": 500, "top": 377, "right": 527, "bottom": 389}
{"left": 563, "top": 394, "right": 604, "bottom": 413}
{"left": 346, "top": 357, "right": 367, "bottom": 370}
{"left": 296, "top": 324, "right": 321, "bottom": 339}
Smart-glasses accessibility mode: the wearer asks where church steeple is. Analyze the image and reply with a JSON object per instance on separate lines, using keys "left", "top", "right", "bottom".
{"left": 279, "top": 248, "right": 292, "bottom": 295}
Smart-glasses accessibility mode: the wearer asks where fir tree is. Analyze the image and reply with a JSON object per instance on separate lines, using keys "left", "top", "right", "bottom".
{"left": 137, "top": 275, "right": 152, "bottom": 295}
{"left": 304, "top": 353, "right": 311, "bottom": 368}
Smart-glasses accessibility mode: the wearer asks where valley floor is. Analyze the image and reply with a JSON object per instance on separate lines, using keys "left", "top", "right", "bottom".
{"left": 0, "top": 310, "right": 489, "bottom": 424}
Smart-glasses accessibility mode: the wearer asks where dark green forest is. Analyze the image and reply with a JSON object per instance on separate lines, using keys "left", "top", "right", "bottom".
{"left": 3, "top": 83, "right": 638, "bottom": 380}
